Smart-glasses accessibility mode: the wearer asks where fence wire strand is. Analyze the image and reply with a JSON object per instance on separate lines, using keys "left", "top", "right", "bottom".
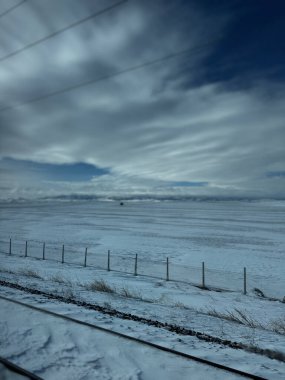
{"left": 0, "top": 238, "right": 282, "bottom": 298}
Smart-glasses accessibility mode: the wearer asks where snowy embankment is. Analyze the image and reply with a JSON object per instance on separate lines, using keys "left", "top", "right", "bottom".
{"left": 0, "top": 254, "right": 284, "bottom": 379}
{"left": 0, "top": 297, "right": 245, "bottom": 380}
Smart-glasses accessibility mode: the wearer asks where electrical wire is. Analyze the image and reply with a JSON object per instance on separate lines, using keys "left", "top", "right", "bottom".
{"left": 0, "top": 0, "right": 128, "bottom": 63}
{"left": 0, "top": 0, "right": 26, "bottom": 20}
{"left": 0, "top": 38, "right": 221, "bottom": 113}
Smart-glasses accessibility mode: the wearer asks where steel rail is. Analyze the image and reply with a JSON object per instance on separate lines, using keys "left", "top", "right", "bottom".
{"left": 0, "top": 277, "right": 284, "bottom": 363}
{"left": 0, "top": 294, "right": 267, "bottom": 380}
{"left": 0, "top": 356, "right": 43, "bottom": 380}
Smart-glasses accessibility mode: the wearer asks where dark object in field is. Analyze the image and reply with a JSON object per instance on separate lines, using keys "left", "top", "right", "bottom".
{"left": 120, "top": 202, "right": 124, "bottom": 206}
{"left": 253, "top": 288, "right": 265, "bottom": 298}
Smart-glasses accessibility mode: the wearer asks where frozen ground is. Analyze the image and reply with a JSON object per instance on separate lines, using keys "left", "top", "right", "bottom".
{"left": 0, "top": 253, "right": 284, "bottom": 379}
{"left": 0, "top": 199, "right": 284, "bottom": 378}
{"left": 0, "top": 199, "right": 284, "bottom": 297}
{"left": 0, "top": 297, "right": 245, "bottom": 380}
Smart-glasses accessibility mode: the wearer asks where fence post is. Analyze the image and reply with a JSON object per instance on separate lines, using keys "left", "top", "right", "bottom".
{"left": 25, "top": 241, "right": 28, "bottom": 257}
{"left": 62, "top": 244, "right": 65, "bottom": 264}
{"left": 134, "top": 254, "right": 138, "bottom": 276}
{"left": 84, "top": 248, "right": 87, "bottom": 267}
{"left": 9, "top": 238, "right": 11, "bottom": 255}
{"left": 202, "top": 261, "right": 205, "bottom": 288}
{"left": 243, "top": 267, "right": 247, "bottom": 295}
{"left": 166, "top": 257, "right": 169, "bottom": 281}
{"left": 43, "top": 242, "right": 45, "bottom": 260}
{"left": 107, "top": 250, "right": 110, "bottom": 271}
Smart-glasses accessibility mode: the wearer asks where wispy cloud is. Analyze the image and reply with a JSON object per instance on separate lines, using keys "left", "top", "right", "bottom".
{"left": 0, "top": 0, "right": 284, "bottom": 200}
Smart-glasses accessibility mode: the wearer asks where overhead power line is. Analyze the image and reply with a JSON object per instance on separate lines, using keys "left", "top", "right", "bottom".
{"left": 0, "top": 0, "right": 27, "bottom": 19}
{"left": 0, "top": 38, "right": 221, "bottom": 113}
{"left": 0, "top": 0, "right": 128, "bottom": 63}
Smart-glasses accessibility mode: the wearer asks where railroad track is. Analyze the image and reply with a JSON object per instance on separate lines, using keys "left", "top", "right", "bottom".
{"left": 0, "top": 356, "right": 43, "bottom": 380}
{"left": 0, "top": 294, "right": 268, "bottom": 380}
{"left": 0, "top": 278, "right": 284, "bottom": 364}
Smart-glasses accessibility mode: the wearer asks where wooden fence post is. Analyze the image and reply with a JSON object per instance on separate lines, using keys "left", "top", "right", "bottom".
{"left": 25, "top": 241, "right": 28, "bottom": 257}
{"left": 9, "top": 238, "right": 11, "bottom": 255}
{"left": 62, "top": 244, "right": 65, "bottom": 264}
{"left": 202, "top": 261, "right": 205, "bottom": 288}
{"left": 43, "top": 242, "right": 45, "bottom": 260}
{"left": 107, "top": 250, "right": 110, "bottom": 271}
{"left": 166, "top": 257, "right": 169, "bottom": 281}
{"left": 84, "top": 248, "right": 87, "bottom": 267}
{"left": 243, "top": 267, "right": 247, "bottom": 295}
{"left": 134, "top": 254, "right": 138, "bottom": 276}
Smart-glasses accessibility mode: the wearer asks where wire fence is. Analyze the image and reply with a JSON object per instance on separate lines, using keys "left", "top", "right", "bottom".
{"left": 0, "top": 238, "right": 283, "bottom": 300}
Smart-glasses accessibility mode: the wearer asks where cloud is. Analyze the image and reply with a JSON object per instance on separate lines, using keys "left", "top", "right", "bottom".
{"left": 0, "top": 0, "right": 284, "bottom": 199}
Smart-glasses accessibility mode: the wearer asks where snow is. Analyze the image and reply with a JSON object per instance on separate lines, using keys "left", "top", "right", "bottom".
{"left": 0, "top": 199, "right": 284, "bottom": 297}
{"left": 0, "top": 298, "right": 244, "bottom": 380}
{"left": 0, "top": 199, "right": 284, "bottom": 379}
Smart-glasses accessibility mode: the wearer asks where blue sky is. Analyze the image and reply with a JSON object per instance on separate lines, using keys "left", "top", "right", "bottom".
{"left": 1, "top": 158, "right": 109, "bottom": 182}
{"left": 0, "top": 0, "right": 284, "bottom": 200}
{"left": 196, "top": 0, "right": 285, "bottom": 87}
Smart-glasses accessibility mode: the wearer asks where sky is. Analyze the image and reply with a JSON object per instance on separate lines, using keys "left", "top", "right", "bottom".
{"left": 0, "top": 0, "right": 284, "bottom": 201}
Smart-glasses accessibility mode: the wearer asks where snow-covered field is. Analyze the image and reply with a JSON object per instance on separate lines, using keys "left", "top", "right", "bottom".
{"left": 0, "top": 199, "right": 284, "bottom": 379}
{"left": 0, "top": 199, "right": 284, "bottom": 297}
{"left": 1, "top": 296, "right": 245, "bottom": 380}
